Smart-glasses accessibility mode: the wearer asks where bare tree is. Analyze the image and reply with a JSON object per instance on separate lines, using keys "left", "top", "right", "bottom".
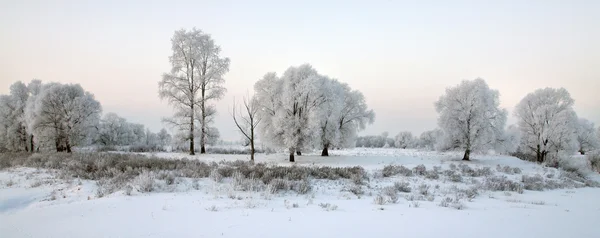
{"left": 159, "top": 28, "right": 230, "bottom": 155}
{"left": 232, "top": 95, "right": 262, "bottom": 161}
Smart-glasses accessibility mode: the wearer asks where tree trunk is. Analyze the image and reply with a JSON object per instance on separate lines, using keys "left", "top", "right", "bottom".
{"left": 200, "top": 88, "right": 206, "bottom": 154}
{"left": 536, "top": 144, "right": 542, "bottom": 163}
{"left": 66, "top": 137, "right": 72, "bottom": 153}
{"left": 321, "top": 145, "right": 329, "bottom": 156}
{"left": 296, "top": 151, "right": 301, "bottom": 156}
{"left": 462, "top": 149, "right": 470, "bottom": 161}
{"left": 190, "top": 105, "right": 195, "bottom": 155}
{"left": 289, "top": 150, "right": 295, "bottom": 162}
{"left": 30, "top": 134, "right": 34, "bottom": 153}
{"left": 580, "top": 149, "right": 585, "bottom": 155}
{"left": 250, "top": 128, "right": 255, "bottom": 162}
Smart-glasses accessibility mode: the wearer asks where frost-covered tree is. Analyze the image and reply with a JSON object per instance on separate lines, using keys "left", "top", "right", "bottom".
{"left": 255, "top": 64, "right": 373, "bottom": 160}
{"left": 255, "top": 65, "right": 325, "bottom": 162}
{"left": 435, "top": 79, "right": 507, "bottom": 161}
{"left": 575, "top": 118, "right": 600, "bottom": 155}
{"left": 395, "top": 131, "right": 415, "bottom": 149}
{"left": 0, "top": 81, "right": 38, "bottom": 152}
{"left": 157, "top": 128, "right": 172, "bottom": 147}
{"left": 418, "top": 129, "right": 442, "bottom": 150}
{"left": 316, "top": 79, "right": 374, "bottom": 156}
{"left": 30, "top": 83, "right": 101, "bottom": 152}
{"left": 498, "top": 124, "right": 521, "bottom": 154}
{"left": 514, "top": 88, "right": 578, "bottom": 163}
{"left": 159, "top": 28, "right": 230, "bottom": 155}
{"left": 232, "top": 95, "right": 262, "bottom": 161}
{"left": 96, "top": 113, "right": 129, "bottom": 146}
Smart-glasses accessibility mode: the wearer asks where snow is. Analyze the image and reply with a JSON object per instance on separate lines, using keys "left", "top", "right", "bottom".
{"left": 1, "top": 148, "right": 600, "bottom": 238}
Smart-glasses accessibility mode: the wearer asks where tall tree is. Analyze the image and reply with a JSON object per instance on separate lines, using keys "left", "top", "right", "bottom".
{"left": 255, "top": 65, "right": 326, "bottom": 162}
{"left": 159, "top": 28, "right": 230, "bottom": 155}
{"left": 575, "top": 118, "right": 599, "bottom": 155}
{"left": 31, "top": 83, "right": 101, "bottom": 152}
{"left": 0, "top": 81, "right": 32, "bottom": 152}
{"left": 514, "top": 88, "right": 578, "bottom": 163}
{"left": 395, "top": 131, "right": 415, "bottom": 149}
{"left": 317, "top": 80, "right": 374, "bottom": 156}
{"left": 435, "top": 78, "right": 507, "bottom": 161}
{"left": 232, "top": 95, "right": 262, "bottom": 161}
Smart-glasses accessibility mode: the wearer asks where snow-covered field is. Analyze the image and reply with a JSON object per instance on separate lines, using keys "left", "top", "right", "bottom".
{"left": 1, "top": 148, "right": 600, "bottom": 238}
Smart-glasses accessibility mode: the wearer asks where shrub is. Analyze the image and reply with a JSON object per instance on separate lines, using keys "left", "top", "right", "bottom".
{"left": 482, "top": 176, "right": 523, "bottom": 193}
{"left": 417, "top": 184, "right": 429, "bottom": 196}
{"left": 382, "top": 186, "right": 399, "bottom": 203}
{"left": 587, "top": 150, "right": 600, "bottom": 173}
{"left": 267, "top": 179, "right": 290, "bottom": 194}
{"left": 134, "top": 171, "right": 156, "bottom": 193}
{"left": 373, "top": 194, "right": 386, "bottom": 205}
{"left": 522, "top": 174, "right": 545, "bottom": 191}
{"left": 318, "top": 203, "right": 338, "bottom": 211}
{"left": 209, "top": 169, "right": 223, "bottom": 183}
{"left": 425, "top": 170, "right": 440, "bottom": 180}
{"left": 413, "top": 164, "right": 427, "bottom": 176}
{"left": 393, "top": 181, "right": 411, "bottom": 193}
{"left": 349, "top": 184, "right": 364, "bottom": 196}
{"left": 382, "top": 165, "right": 413, "bottom": 177}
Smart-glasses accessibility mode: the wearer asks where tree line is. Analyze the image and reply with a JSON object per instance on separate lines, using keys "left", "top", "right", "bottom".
{"left": 0, "top": 81, "right": 173, "bottom": 153}
{"left": 3, "top": 27, "right": 599, "bottom": 165}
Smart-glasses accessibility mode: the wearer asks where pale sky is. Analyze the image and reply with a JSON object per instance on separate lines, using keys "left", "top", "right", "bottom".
{"left": 1, "top": 0, "right": 599, "bottom": 141}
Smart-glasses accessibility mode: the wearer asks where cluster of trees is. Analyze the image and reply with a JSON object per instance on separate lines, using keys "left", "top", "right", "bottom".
{"left": 158, "top": 28, "right": 229, "bottom": 155}
{"left": 95, "top": 113, "right": 172, "bottom": 148}
{"left": 156, "top": 29, "right": 376, "bottom": 162}
{"left": 0, "top": 80, "right": 173, "bottom": 153}
{"left": 0, "top": 80, "right": 101, "bottom": 152}
{"left": 354, "top": 79, "right": 600, "bottom": 164}
{"left": 251, "top": 65, "right": 375, "bottom": 162}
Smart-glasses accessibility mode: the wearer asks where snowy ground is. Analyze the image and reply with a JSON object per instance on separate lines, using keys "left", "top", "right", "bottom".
{"left": 1, "top": 148, "right": 600, "bottom": 238}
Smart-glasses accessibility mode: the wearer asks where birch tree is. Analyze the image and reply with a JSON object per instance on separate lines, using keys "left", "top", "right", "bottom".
{"left": 159, "top": 28, "right": 230, "bottom": 155}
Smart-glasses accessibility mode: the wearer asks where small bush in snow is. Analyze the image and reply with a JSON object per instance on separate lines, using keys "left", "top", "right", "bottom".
{"left": 373, "top": 194, "right": 386, "bottom": 205}
{"left": 587, "top": 150, "right": 600, "bottom": 173}
{"left": 482, "top": 176, "right": 523, "bottom": 193}
{"left": 382, "top": 186, "right": 399, "bottom": 203}
{"left": 418, "top": 184, "right": 430, "bottom": 196}
{"left": 291, "top": 180, "right": 312, "bottom": 194}
{"left": 191, "top": 179, "right": 200, "bottom": 190}
{"left": 439, "top": 197, "right": 453, "bottom": 207}
{"left": 449, "top": 172, "right": 463, "bottom": 182}
{"left": 394, "top": 181, "right": 411, "bottom": 193}
{"left": 351, "top": 173, "right": 365, "bottom": 185}
{"left": 425, "top": 170, "right": 440, "bottom": 180}
{"left": 496, "top": 165, "right": 522, "bottom": 175}
{"left": 521, "top": 174, "right": 545, "bottom": 191}
{"left": 448, "top": 163, "right": 457, "bottom": 171}
{"left": 209, "top": 169, "right": 223, "bottom": 183}
{"left": 319, "top": 203, "right": 338, "bottom": 211}
{"left": 134, "top": 171, "right": 156, "bottom": 193}
{"left": 348, "top": 184, "right": 364, "bottom": 196}
{"left": 382, "top": 165, "right": 413, "bottom": 177}
{"left": 125, "top": 184, "right": 133, "bottom": 196}
{"left": 410, "top": 201, "right": 421, "bottom": 208}
{"left": 451, "top": 200, "right": 466, "bottom": 210}
{"left": 206, "top": 205, "right": 219, "bottom": 212}
{"left": 413, "top": 164, "right": 427, "bottom": 176}
{"left": 267, "top": 178, "right": 289, "bottom": 194}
